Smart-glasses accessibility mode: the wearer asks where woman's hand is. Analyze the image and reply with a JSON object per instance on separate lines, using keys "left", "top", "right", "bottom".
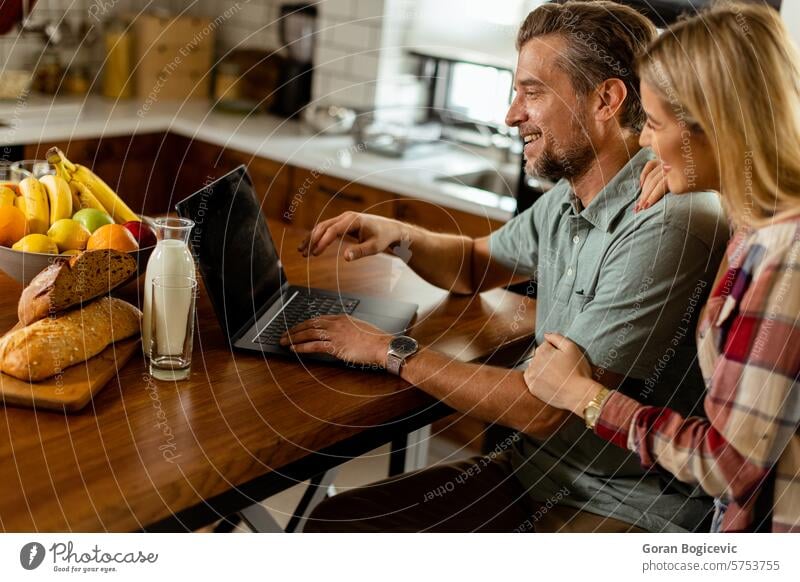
{"left": 523, "top": 333, "right": 602, "bottom": 416}
{"left": 635, "top": 159, "right": 669, "bottom": 212}
{"left": 298, "top": 211, "right": 408, "bottom": 261}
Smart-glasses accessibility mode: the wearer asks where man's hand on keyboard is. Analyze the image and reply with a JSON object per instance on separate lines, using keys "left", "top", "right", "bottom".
{"left": 280, "top": 314, "right": 392, "bottom": 368}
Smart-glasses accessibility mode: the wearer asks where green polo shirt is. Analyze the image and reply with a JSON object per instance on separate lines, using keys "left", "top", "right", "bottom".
{"left": 489, "top": 147, "right": 728, "bottom": 532}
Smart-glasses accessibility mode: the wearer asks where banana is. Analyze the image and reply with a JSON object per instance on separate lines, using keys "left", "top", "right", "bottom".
{"left": 71, "top": 165, "right": 139, "bottom": 224}
{"left": 47, "top": 147, "right": 75, "bottom": 186}
{"left": 18, "top": 177, "right": 50, "bottom": 234}
{"left": 69, "top": 181, "right": 108, "bottom": 214}
{"left": 46, "top": 147, "right": 76, "bottom": 176}
{"left": 53, "top": 161, "right": 73, "bottom": 185}
{"left": 15, "top": 195, "right": 26, "bottom": 215}
{"left": 0, "top": 186, "right": 16, "bottom": 207}
{"left": 40, "top": 174, "right": 72, "bottom": 224}
{"left": 46, "top": 146, "right": 138, "bottom": 224}
{"left": 67, "top": 182, "right": 82, "bottom": 210}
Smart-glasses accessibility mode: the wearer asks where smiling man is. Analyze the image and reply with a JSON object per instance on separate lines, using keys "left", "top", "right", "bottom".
{"left": 289, "top": 1, "right": 727, "bottom": 532}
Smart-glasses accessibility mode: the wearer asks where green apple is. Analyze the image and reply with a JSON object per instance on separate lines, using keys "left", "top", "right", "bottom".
{"left": 72, "top": 208, "right": 113, "bottom": 233}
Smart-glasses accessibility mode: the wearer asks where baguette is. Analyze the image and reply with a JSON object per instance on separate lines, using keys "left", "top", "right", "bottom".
{"left": 0, "top": 297, "right": 141, "bottom": 382}
{"left": 18, "top": 249, "right": 137, "bottom": 326}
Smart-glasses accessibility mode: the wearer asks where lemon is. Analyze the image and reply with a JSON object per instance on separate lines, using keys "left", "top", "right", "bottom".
{"left": 12, "top": 233, "right": 59, "bottom": 254}
{"left": 60, "top": 249, "right": 81, "bottom": 256}
{"left": 47, "top": 218, "right": 91, "bottom": 252}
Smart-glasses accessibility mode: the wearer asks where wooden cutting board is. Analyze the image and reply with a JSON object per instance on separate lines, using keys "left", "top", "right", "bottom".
{"left": 0, "top": 337, "right": 141, "bottom": 412}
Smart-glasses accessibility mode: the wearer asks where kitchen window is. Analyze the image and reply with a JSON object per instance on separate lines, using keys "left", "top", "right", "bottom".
{"left": 446, "top": 62, "right": 513, "bottom": 127}
{"left": 415, "top": 52, "right": 514, "bottom": 130}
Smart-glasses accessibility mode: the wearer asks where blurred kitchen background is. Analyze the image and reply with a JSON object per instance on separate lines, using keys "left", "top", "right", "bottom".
{"left": 3, "top": 0, "right": 788, "bottom": 216}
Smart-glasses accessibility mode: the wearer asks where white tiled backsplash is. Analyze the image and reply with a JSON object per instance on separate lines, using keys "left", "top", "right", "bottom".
{"left": 0, "top": 0, "right": 421, "bottom": 114}
{"left": 312, "top": 0, "right": 422, "bottom": 116}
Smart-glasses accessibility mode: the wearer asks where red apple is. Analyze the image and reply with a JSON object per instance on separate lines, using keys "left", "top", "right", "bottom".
{"left": 123, "top": 220, "right": 157, "bottom": 248}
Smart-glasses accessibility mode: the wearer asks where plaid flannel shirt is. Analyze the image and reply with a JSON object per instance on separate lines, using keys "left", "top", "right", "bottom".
{"left": 596, "top": 219, "right": 800, "bottom": 532}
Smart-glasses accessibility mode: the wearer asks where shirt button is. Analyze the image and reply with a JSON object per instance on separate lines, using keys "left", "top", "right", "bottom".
{"left": 567, "top": 268, "right": 573, "bottom": 277}
{"left": 573, "top": 235, "right": 580, "bottom": 244}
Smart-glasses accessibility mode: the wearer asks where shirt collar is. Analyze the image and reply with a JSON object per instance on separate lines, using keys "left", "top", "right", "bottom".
{"left": 560, "top": 148, "right": 653, "bottom": 232}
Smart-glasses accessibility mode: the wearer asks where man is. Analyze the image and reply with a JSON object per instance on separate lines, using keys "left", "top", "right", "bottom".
{"left": 284, "top": 1, "right": 727, "bottom": 532}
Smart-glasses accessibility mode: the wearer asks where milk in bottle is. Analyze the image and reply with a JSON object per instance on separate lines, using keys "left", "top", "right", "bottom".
{"left": 142, "top": 218, "right": 195, "bottom": 358}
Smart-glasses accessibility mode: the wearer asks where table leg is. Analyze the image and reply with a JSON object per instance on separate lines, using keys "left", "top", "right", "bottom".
{"left": 388, "top": 424, "right": 431, "bottom": 476}
{"left": 212, "top": 514, "right": 242, "bottom": 533}
{"left": 235, "top": 468, "right": 340, "bottom": 533}
{"left": 291, "top": 468, "right": 339, "bottom": 533}
{"left": 388, "top": 437, "right": 406, "bottom": 477}
{"left": 239, "top": 502, "right": 284, "bottom": 533}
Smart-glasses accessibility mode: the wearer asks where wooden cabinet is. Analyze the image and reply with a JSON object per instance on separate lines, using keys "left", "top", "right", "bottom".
{"left": 218, "top": 149, "right": 293, "bottom": 221}
{"left": 26, "top": 135, "right": 294, "bottom": 220}
{"left": 395, "top": 198, "right": 504, "bottom": 238}
{"left": 170, "top": 135, "right": 224, "bottom": 202}
{"left": 24, "top": 139, "right": 92, "bottom": 164}
{"left": 290, "top": 170, "right": 396, "bottom": 229}
{"left": 25, "top": 133, "right": 180, "bottom": 217}
{"left": 287, "top": 168, "right": 508, "bottom": 236}
{"left": 171, "top": 137, "right": 293, "bottom": 221}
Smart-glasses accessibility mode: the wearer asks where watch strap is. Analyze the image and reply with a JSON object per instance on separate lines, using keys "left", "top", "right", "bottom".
{"left": 386, "top": 353, "right": 403, "bottom": 375}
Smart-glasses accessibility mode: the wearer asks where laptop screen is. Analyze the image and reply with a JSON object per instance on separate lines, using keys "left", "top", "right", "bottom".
{"left": 176, "top": 166, "right": 286, "bottom": 340}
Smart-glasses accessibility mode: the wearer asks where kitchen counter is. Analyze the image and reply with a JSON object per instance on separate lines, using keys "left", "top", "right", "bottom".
{"left": 0, "top": 97, "right": 517, "bottom": 221}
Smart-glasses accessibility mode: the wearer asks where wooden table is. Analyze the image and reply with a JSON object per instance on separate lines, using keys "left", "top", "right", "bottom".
{"left": 0, "top": 220, "right": 535, "bottom": 532}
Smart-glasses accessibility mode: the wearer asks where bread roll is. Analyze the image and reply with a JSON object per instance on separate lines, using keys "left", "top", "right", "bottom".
{"left": 18, "top": 249, "right": 137, "bottom": 326}
{"left": 0, "top": 297, "right": 141, "bottom": 382}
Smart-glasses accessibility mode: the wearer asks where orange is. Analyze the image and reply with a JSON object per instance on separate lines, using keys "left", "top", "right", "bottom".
{"left": 86, "top": 223, "right": 139, "bottom": 252}
{"left": 0, "top": 205, "right": 28, "bottom": 247}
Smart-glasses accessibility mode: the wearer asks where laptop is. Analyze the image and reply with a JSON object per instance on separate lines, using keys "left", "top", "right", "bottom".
{"left": 175, "top": 165, "right": 418, "bottom": 362}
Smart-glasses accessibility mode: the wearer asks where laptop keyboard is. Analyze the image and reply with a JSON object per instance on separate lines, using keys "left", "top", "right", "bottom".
{"left": 253, "top": 293, "right": 360, "bottom": 346}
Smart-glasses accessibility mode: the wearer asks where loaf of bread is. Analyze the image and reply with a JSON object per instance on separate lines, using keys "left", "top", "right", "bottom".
{"left": 0, "top": 297, "right": 141, "bottom": 382}
{"left": 18, "top": 249, "right": 137, "bottom": 326}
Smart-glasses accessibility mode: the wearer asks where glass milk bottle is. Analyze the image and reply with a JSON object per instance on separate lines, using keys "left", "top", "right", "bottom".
{"left": 142, "top": 218, "right": 196, "bottom": 359}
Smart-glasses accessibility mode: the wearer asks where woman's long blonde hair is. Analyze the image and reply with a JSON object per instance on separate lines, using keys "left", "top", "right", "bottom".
{"left": 637, "top": 1, "right": 800, "bottom": 227}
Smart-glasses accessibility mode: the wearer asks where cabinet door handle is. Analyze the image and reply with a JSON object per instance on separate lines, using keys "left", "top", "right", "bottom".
{"left": 318, "top": 184, "right": 364, "bottom": 204}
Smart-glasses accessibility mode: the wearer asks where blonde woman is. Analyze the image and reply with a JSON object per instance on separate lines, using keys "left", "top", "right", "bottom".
{"left": 524, "top": 2, "right": 800, "bottom": 533}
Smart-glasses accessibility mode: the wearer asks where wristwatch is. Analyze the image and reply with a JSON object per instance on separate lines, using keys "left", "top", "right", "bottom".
{"left": 583, "top": 387, "right": 611, "bottom": 430}
{"left": 386, "top": 335, "right": 419, "bottom": 375}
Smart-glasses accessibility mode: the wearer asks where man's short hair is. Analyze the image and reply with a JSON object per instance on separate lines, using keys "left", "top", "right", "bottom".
{"left": 517, "top": 1, "right": 657, "bottom": 131}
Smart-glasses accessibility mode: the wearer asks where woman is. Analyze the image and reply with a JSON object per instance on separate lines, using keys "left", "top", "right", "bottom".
{"left": 524, "top": 3, "right": 800, "bottom": 533}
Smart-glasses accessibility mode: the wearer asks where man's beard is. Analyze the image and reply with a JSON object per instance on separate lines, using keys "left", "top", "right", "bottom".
{"left": 526, "top": 118, "right": 595, "bottom": 182}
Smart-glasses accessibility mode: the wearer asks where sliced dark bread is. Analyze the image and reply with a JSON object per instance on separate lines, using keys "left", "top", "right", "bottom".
{"left": 18, "top": 249, "right": 137, "bottom": 325}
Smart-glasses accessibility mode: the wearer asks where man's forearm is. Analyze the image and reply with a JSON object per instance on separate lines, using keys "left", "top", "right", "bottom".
{"left": 402, "top": 224, "right": 475, "bottom": 294}
{"left": 398, "top": 347, "right": 570, "bottom": 438}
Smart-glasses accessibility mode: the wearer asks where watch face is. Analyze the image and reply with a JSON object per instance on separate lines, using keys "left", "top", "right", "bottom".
{"left": 585, "top": 406, "right": 600, "bottom": 428}
{"left": 390, "top": 336, "right": 418, "bottom": 357}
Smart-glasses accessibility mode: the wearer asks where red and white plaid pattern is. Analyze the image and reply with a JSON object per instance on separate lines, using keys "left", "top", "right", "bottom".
{"left": 597, "top": 219, "right": 800, "bottom": 532}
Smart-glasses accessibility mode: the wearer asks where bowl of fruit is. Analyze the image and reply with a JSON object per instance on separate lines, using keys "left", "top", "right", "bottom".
{"left": 0, "top": 148, "right": 156, "bottom": 286}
